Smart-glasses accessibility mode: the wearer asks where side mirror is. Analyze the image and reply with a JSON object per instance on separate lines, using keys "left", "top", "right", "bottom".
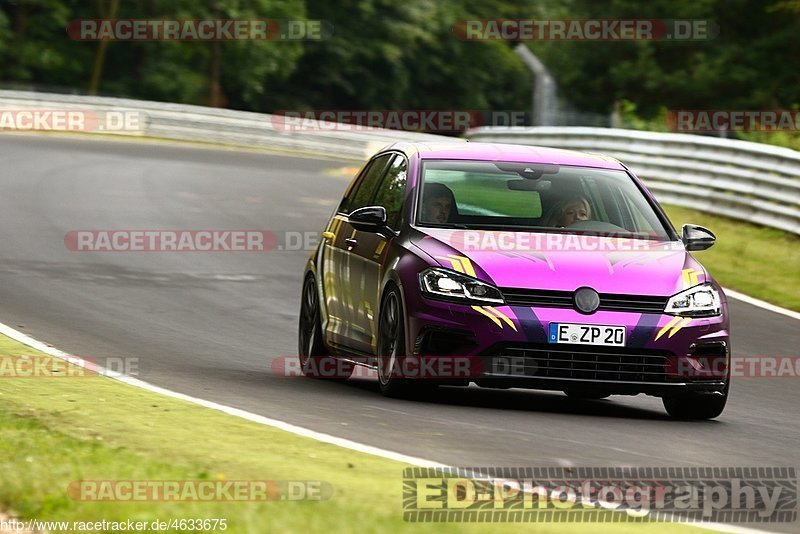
{"left": 682, "top": 224, "right": 716, "bottom": 251}
{"left": 349, "top": 206, "right": 387, "bottom": 232}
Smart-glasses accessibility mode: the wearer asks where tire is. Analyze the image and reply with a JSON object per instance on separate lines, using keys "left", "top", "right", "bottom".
{"left": 564, "top": 389, "right": 611, "bottom": 400}
{"left": 662, "top": 387, "right": 728, "bottom": 420}
{"left": 298, "top": 275, "right": 353, "bottom": 380}
{"left": 376, "top": 285, "right": 434, "bottom": 398}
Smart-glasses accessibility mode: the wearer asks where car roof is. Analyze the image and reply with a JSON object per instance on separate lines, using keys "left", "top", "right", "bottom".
{"left": 383, "top": 141, "right": 626, "bottom": 170}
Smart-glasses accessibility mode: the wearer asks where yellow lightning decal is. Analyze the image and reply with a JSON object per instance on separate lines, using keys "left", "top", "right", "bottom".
{"left": 471, "top": 305, "right": 502, "bottom": 328}
{"left": 671, "top": 317, "right": 692, "bottom": 336}
{"left": 435, "top": 255, "right": 517, "bottom": 331}
{"left": 373, "top": 240, "right": 386, "bottom": 258}
{"left": 655, "top": 316, "right": 692, "bottom": 340}
{"left": 435, "top": 254, "right": 477, "bottom": 277}
{"left": 469, "top": 306, "right": 518, "bottom": 332}
{"left": 484, "top": 307, "right": 518, "bottom": 332}
{"left": 655, "top": 317, "right": 680, "bottom": 340}
{"left": 682, "top": 268, "right": 703, "bottom": 288}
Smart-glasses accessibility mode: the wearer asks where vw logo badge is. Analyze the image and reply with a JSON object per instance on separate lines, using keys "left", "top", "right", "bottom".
{"left": 574, "top": 287, "right": 600, "bottom": 314}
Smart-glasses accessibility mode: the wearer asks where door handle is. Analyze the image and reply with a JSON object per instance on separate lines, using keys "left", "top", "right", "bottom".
{"left": 345, "top": 238, "right": 358, "bottom": 247}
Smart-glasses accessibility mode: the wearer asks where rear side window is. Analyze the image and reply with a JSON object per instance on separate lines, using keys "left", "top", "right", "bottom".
{"left": 372, "top": 154, "right": 408, "bottom": 230}
{"left": 340, "top": 154, "right": 392, "bottom": 214}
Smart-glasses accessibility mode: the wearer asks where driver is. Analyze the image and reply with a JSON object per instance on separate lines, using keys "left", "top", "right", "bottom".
{"left": 421, "top": 183, "right": 455, "bottom": 224}
{"left": 548, "top": 196, "right": 592, "bottom": 227}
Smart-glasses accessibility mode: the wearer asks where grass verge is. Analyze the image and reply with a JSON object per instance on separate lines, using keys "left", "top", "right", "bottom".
{"left": 662, "top": 204, "right": 800, "bottom": 312}
{"left": 0, "top": 335, "right": 721, "bottom": 533}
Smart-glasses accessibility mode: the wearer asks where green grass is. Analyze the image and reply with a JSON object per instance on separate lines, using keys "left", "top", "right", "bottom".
{"left": 662, "top": 204, "right": 800, "bottom": 311}
{"left": 0, "top": 335, "right": 718, "bottom": 533}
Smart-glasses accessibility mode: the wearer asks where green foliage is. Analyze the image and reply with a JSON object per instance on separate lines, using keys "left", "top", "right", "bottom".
{"left": 0, "top": 0, "right": 85, "bottom": 87}
{"left": 527, "top": 0, "right": 800, "bottom": 118}
{"left": 256, "top": 0, "right": 531, "bottom": 113}
{"left": 0, "top": 9, "right": 9, "bottom": 57}
{"left": 613, "top": 99, "right": 673, "bottom": 131}
{"left": 615, "top": 99, "right": 800, "bottom": 151}
{"left": 99, "top": 0, "right": 306, "bottom": 106}
{"left": 0, "top": 0, "right": 798, "bottom": 144}
{"left": 737, "top": 130, "right": 800, "bottom": 151}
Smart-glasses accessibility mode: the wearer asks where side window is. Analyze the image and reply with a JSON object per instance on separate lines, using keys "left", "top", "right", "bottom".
{"left": 373, "top": 154, "right": 408, "bottom": 230}
{"left": 342, "top": 154, "right": 392, "bottom": 214}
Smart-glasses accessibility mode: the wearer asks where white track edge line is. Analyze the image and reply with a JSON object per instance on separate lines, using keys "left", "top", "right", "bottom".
{"left": 0, "top": 321, "right": 442, "bottom": 468}
{"left": 723, "top": 288, "right": 800, "bottom": 322}
{"left": 0, "top": 321, "right": 786, "bottom": 534}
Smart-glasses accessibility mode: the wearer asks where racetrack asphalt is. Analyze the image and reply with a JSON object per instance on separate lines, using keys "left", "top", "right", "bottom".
{"left": 1, "top": 135, "right": 798, "bottom": 531}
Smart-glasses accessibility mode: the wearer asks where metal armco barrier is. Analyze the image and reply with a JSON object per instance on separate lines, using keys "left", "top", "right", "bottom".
{"left": 2, "top": 90, "right": 798, "bottom": 235}
{"left": 467, "top": 126, "right": 800, "bottom": 235}
{"left": 0, "top": 90, "right": 447, "bottom": 161}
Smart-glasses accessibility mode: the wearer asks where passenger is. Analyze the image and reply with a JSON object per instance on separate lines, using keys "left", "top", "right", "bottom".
{"left": 421, "top": 183, "right": 455, "bottom": 224}
{"left": 547, "top": 196, "right": 592, "bottom": 227}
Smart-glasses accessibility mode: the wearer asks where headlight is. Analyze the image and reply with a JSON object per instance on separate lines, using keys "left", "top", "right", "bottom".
{"left": 665, "top": 284, "right": 721, "bottom": 317}
{"left": 419, "top": 267, "right": 504, "bottom": 305}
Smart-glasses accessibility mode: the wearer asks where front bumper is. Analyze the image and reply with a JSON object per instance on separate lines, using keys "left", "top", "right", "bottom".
{"left": 405, "top": 298, "right": 730, "bottom": 396}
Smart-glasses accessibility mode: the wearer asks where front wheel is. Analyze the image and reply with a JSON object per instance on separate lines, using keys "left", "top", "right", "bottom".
{"left": 298, "top": 275, "right": 353, "bottom": 380}
{"left": 376, "top": 286, "right": 434, "bottom": 398}
{"left": 662, "top": 388, "right": 728, "bottom": 420}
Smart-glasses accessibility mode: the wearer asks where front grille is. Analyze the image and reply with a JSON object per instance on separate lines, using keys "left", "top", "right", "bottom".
{"left": 483, "top": 343, "right": 675, "bottom": 383}
{"left": 500, "top": 288, "right": 669, "bottom": 314}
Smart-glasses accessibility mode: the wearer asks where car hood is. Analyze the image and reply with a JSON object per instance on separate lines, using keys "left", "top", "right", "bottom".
{"left": 411, "top": 228, "right": 708, "bottom": 296}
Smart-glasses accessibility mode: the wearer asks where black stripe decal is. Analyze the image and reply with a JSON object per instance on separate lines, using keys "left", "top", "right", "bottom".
{"left": 511, "top": 306, "right": 548, "bottom": 343}
{"left": 628, "top": 313, "right": 662, "bottom": 348}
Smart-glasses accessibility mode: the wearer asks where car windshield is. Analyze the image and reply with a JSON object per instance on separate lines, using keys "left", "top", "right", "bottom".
{"left": 417, "top": 160, "right": 673, "bottom": 240}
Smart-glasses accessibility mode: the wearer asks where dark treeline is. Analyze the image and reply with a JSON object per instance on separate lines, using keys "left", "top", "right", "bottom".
{"left": 0, "top": 0, "right": 798, "bottom": 123}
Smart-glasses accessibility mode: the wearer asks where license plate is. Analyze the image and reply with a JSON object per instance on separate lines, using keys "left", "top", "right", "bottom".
{"left": 548, "top": 323, "right": 626, "bottom": 347}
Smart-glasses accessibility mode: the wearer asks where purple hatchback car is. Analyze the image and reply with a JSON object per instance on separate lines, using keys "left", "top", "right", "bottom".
{"left": 300, "top": 142, "right": 730, "bottom": 419}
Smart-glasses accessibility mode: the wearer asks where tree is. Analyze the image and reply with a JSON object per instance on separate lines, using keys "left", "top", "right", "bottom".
{"left": 258, "top": 0, "right": 532, "bottom": 121}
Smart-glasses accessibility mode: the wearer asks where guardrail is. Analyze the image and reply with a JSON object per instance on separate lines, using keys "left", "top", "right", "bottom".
{"left": 0, "top": 90, "right": 447, "bottom": 161}
{"left": 467, "top": 126, "right": 800, "bottom": 235}
{"left": 2, "top": 90, "right": 798, "bottom": 235}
